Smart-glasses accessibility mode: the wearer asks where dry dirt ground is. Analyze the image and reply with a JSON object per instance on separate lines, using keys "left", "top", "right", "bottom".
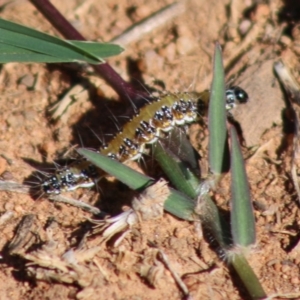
{"left": 0, "top": 0, "right": 300, "bottom": 299}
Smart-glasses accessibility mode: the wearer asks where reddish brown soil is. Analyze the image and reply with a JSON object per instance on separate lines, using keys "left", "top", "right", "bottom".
{"left": 0, "top": 0, "right": 300, "bottom": 299}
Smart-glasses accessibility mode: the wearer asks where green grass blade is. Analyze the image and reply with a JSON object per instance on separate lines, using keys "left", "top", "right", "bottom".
{"left": 165, "top": 188, "right": 196, "bottom": 221}
{"left": 77, "top": 148, "right": 152, "bottom": 190}
{"left": 230, "top": 253, "right": 267, "bottom": 299}
{"left": 78, "top": 148, "right": 196, "bottom": 220}
{"left": 230, "top": 126, "right": 256, "bottom": 246}
{"left": 0, "top": 18, "right": 123, "bottom": 63}
{"left": 160, "top": 127, "right": 201, "bottom": 177}
{"left": 198, "top": 193, "right": 232, "bottom": 248}
{"left": 198, "top": 194, "right": 265, "bottom": 298}
{"left": 0, "top": 43, "right": 66, "bottom": 63}
{"left": 70, "top": 41, "right": 123, "bottom": 58}
{"left": 208, "top": 43, "right": 229, "bottom": 175}
{"left": 153, "top": 142, "right": 199, "bottom": 199}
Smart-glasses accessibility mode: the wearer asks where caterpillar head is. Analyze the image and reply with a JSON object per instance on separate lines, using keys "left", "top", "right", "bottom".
{"left": 225, "top": 86, "right": 249, "bottom": 110}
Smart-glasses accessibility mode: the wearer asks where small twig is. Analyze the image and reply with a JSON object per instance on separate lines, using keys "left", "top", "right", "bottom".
{"left": 201, "top": 11, "right": 268, "bottom": 89}
{"left": 226, "top": 0, "right": 244, "bottom": 42}
{"left": 29, "top": 0, "right": 146, "bottom": 102}
{"left": 266, "top": 292, "right": 300, "bottom": 300}
{"left": 223, "top": 15, "right": 267, "bottom": 73}
{"left": 274, "top": 60, "right": 300, "bottom": 203}
{"left": 0, "top": 211, "right": 14, "bottom": 226}
{"left": 48, "top": 194, "right": 101, "bottom": 215}
{"left": 111, "top": 2, "right": 185, "bottom": 47}
{"left": 0, "top": 180, "right": 30, "bottom": 194}
{"left": 274, "top": 60, "right": 300, "bottom": 101}
{"left": 270, "top": 229, "right": 297, "bottom": 237}
{"left": 49, "top": 83, "right": 89, "bottom": 122}
{"left": 157, "top": 249, "right": 190, "bottom": 298}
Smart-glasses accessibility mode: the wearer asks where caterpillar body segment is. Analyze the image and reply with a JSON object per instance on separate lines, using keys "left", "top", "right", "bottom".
{"left": 41, "top": 87, "right": 248, "bottom": 195}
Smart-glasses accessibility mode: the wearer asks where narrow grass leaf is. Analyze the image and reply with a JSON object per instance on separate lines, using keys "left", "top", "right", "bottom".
{"left": 161, "top": 127, "right": 201, "bottom": 176}
{"left": 0, "top": 43, "right": 65, "bottom": 63}
{"left": 70, "top": 41, "right": 123, "bottom": 58}
{"left": 0, "top": 18, "right": 123, "bottom": 63}
{"left": 230, "top": 126, "right": 256, "bottom": 246}
{"left": 153, "top": 142, "right": 199, "bottom": 199}
{"left": 78, "top": 148, "right": 152, "bottom": 190}
{"left": 198, "top": 193, "right": 232, "bottom": 248}
{"left": 208, "top": 43, "right": 229, "bottom": 175}
{"left": 230, "top": 253, "right": 267, "bottom": 299}
{"left": 165, "top": 188, "right": 196, "bottom": 221}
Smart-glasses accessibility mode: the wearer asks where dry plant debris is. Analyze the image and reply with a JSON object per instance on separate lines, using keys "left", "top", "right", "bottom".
{"left": 0, "top": 0, "right": 300, "bottom": 299}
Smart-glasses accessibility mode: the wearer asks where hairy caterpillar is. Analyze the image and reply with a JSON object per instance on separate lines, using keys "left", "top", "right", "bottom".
{"left": 41, "top": 86, "right": 248, "bottom": 195}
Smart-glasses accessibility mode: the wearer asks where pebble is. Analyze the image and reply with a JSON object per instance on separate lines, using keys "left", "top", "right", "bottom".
{"left": 19, "top": 74, "right": 35, "bottom": 89}
{"left": 6, "top": 114, "right": 24, "bottom": 128}
{"left": 176, "top": 36, "right": 196, "bottom": 55}
{"left": 291, "top": 277, "right": 300, "bottom": 284}
{"left": 239, "top": 19, "right": 252, "bottom": 36}
{"left": 144, "top": 50, "right": 165, "bottom": 71}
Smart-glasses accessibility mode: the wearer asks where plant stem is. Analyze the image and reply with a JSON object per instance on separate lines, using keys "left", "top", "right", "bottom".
{"left": 29, "top": 0, "right": 146, "bottom": 101}
{"left": 230, "top": 253, "right": 267, "bottom": 299}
